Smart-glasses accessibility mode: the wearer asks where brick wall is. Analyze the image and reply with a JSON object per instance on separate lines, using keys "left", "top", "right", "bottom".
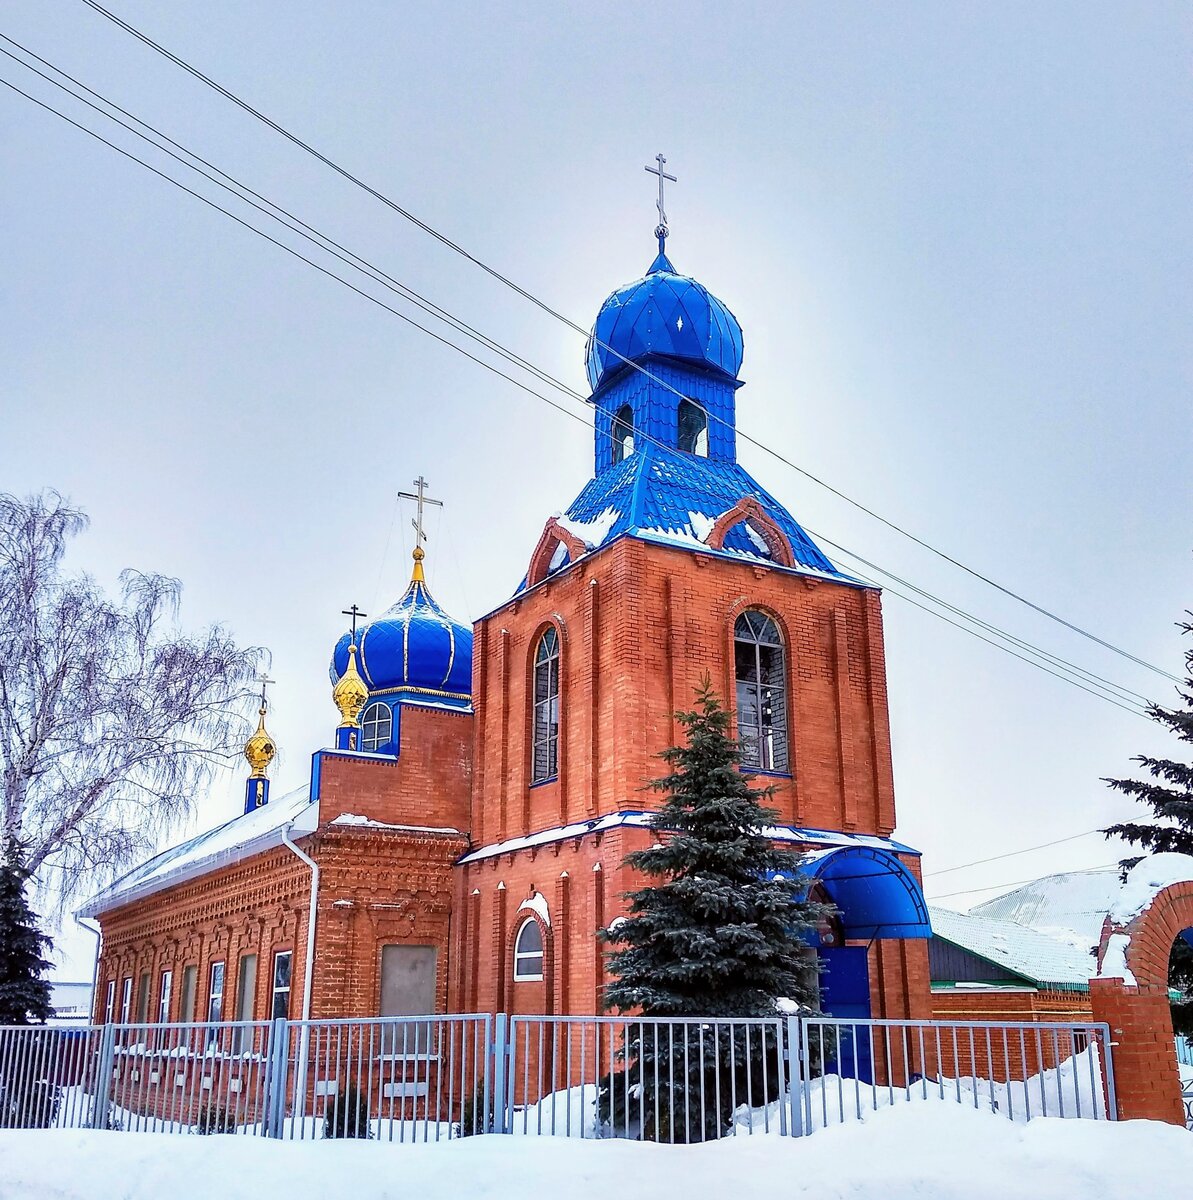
{"left": 473, "top": 538, "right": 896, "bottom": 848}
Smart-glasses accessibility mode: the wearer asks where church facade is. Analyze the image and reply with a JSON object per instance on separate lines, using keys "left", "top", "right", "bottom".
{"left": 83, "top": 223, "right": 935, "bottom": 1035}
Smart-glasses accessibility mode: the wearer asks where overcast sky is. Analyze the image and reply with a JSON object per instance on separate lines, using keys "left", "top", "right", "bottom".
{"left": 2, "top": 1, "right": 1190, "bottom": 980}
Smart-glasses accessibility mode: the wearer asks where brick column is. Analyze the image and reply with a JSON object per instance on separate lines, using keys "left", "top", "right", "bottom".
{"left": 1090, "top": 978, "right": 1184, "bottom": 1125}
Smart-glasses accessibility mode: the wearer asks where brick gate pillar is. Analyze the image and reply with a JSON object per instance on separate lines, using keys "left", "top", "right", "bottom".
{"left": 1090, "top": 977, "right": 1184, "bottom": 1124}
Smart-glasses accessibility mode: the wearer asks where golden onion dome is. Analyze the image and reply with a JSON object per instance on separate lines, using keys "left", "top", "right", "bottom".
{"left": 332, "top": 642, "right": 369, "bottom": 728}
{"left": 243, "top": 705, "right": 276, "bottom": 779}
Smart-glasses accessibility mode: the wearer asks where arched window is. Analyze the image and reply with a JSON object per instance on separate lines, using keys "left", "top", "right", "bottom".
{"left": 677, "top": 399, "right": 708, "bottom": 456}
{"left": 531, "top": 628, "right": 561, "bottom": 782}
{"left": 513, "top": 918, "right": 544, "bottom": 981}
{"left": 361, "top": 701, "right": 393, "bottom": 752}
{"left": 612, "top": 404, "right": 635, "bottom": 464}
{"left": 734, "top": 611, "right": 789, "bottom": 772}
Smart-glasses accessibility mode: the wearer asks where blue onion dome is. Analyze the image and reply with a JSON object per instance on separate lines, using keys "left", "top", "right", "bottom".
{"left": 329, "top": 554, "right": 472, "bottom": 701}
{"left": 585, "top": 249, "right": 745, "bottom": 393}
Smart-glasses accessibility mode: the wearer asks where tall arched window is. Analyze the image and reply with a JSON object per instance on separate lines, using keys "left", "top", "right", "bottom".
{"left": 361, "top": 701, "right": 393, "bottom": 752}
{"left": 513, "top": 918, "right": 544, "bottom": 981}
{"left": 612, "top": 404, "right": 635, "bottom": 464}
{"left": 734, "top": 611, "right": 789, "bottom": 772}
{"left": 532, "top": 627, "right": 561, "bottom": 782}
{"left": 677, "top": 399, "right": 708, "bottom": 456}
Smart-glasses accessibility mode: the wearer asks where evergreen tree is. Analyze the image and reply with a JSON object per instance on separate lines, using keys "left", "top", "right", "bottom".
{"left": 599, "top": 678, "right": 826, "bottom": 1139}
{"left": 0, "top": 837, "right": 53, "bottom": 1026}
{"left": 1104, "top": 614, "right": 1193, "bottom": 1034}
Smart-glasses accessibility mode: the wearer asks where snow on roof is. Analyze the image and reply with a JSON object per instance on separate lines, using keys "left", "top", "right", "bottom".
{"left": 969, "top": 866, "right": 1122, "bottom": 949}
{"left": 1107, "top": 852, "right": 1193, "bottom": 925}
{"left": 329, "top": 813, "right": 463, "bottom": 836}
{"left": 78, "top": 784, "right": 317, "bottom": 918}
{"left": 457, "top": 810, "right": 917, "bottom": 865}
{"left": 929, "top": 906, "right": 1096, "bottom": 991}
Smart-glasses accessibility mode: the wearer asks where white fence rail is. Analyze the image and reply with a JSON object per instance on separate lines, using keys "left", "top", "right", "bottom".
{"left": 0, "top": 1013, "right": 1115, "bottom": 1142}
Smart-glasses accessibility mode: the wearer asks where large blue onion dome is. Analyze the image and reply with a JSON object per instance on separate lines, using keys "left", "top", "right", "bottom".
{"left": 330, "top": 552, "right": 472, "bottom": 703}
{"left": 585, "top": 249, "right": 744, "bottom": 393}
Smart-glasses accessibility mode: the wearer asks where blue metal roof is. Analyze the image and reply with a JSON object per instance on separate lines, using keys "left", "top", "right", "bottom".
{"left": 802, "top": 846, "right": 933, "bottom": 941}
{"left": 517, "top": 441, "right": 853, "bottom": 591}
{"left": 331, "top": 577, "right": 473, "bottom": 701}
{"left": 585, "top": 250, "right": 744, "bottom": 392}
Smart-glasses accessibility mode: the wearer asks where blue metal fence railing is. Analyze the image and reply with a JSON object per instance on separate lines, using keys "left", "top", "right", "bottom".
{"left": 0, "top": 1012, "right": 1116, "bottom": 1142}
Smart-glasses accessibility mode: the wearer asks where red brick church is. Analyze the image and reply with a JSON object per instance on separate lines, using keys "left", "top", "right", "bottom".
{"left": 82, "top": 214, "right": 936, "bottom": 1035}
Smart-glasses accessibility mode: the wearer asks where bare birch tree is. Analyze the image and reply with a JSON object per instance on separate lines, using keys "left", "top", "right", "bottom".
{"left": 0, "top": 491, "right": 264, "bottom": 898}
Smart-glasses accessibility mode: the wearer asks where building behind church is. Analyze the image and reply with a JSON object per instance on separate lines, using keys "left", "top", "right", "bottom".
{"left": 82, "top": 217, "right": 939, "bottom": 1035}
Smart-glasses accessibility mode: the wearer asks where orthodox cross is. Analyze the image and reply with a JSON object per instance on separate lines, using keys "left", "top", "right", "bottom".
{"left": 645, "top": 153, "right": 677, "bottom": 249}
{"left": 256, "top": 671, "right": 275, "bottom": 708}
{"left": 398, "top": 475, "right": 443, "bottom": 548}
{"left": 341, "top": 604, "right": 367, "bottom": 640}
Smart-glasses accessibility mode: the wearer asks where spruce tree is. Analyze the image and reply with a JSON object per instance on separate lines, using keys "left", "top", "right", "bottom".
{"left": 1104, "top": 614, "right": 1193, "bottom": 1034}
{"left": 0, "top": 837, "right": 54, "bottom": 1026}
{"left": 599, "top": 678, "right": 826, "bottom": 1139}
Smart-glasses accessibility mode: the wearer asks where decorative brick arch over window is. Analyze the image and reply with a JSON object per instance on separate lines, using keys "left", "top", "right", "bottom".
{"left": 705, "top": 498, "right": 795, "bottom": 567}
{"left": 1090, "top": 870, "right": 1193, "bottom": 1125}
{"left": 526, "top": 517, "right": 589, "bottom": 588}
{"left": 505, "top": 901, "right": 553, "bottom": 1010}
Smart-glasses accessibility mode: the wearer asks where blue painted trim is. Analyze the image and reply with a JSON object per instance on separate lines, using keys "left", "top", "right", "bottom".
{"left": 528, "top": 777, "right": 559, "bottom": 789}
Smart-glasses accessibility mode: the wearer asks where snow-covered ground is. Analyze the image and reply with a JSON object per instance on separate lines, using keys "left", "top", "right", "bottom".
{"left": 1, "top": 1104, "right": 1190, "bottom": 1200}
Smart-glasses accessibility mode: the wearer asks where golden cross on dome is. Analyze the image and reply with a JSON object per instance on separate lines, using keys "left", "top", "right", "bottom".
{"left": 645, "top": 153, "right": 677, "bottom": 246}
{"left": 341, "top": 604, "right": 367, "bottom": 640}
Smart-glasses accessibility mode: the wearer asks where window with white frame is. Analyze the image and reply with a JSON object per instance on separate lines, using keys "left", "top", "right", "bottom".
{"left": 271, "top": 951, "right": 292, "bottom": 1020}
{"left": 361, "top": 701, "right": 393, "bottom": 752}
{"left": 104, "top": 979, "right": 115, "bottom": 1023}
{"left": 531, "top": 628, "right": 561, "bottom": 783}
{"left": 513, "top": 918, "right": 545, "bottom": 982}
{"left": 734, "top": 610, "right": 789, "bottom": 772}
{"left": 677, "top": 399, "right": 708, "bottom": 456}
{"left": 207, "top": 961, "right": 225, "bottom": 1024}
{"left": 120, "top": 976, "right": 132, "bottom": 1024}
{"left": 612, "top": 404, "right": 635, "bottom": 463}
{"left": 158, "top": 970, "right": 173, "bottom": 1024}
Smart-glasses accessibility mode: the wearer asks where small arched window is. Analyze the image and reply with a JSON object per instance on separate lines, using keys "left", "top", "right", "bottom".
{"left": 677, "top": 400, "right": 708, "bottom": 457}
{"left": 532, "top": 627, "right": 561, "bottom": 782}
{"left": 612, "top": 404, "right": 635, "bottom": 464}
{"left": 734, "top": 611, "right": 789, "bottom": 772}
{"left": 513, "top": 918, "right": 545, "bottom": 982}
{"left": 361, "top": 701, "right": 393, "bottom": 752}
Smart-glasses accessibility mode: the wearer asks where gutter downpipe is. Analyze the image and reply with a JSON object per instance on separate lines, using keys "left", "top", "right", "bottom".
{"left": 73, "top": 915, "right": 102, "bottom": 1022}
{"left": 282, "top": 821, "right": 319, "bottom": 1127}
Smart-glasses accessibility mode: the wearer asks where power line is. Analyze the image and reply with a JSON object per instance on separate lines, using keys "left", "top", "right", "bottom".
{"left": 0, "top": 56, "right": 1156, "bottom": 720}
{"left": 923, "top": 830, "right": 1104, "bottom": 879}
{"left": 76, "top": 0, "right": 1181, "bottom": 688}
{"left": 926, "top": 862, "right": 1122, "bottom": 903}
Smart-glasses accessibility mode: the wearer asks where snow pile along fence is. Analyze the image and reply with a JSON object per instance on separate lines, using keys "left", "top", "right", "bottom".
{"left": 0, "top": 1012, "right": 1115, "bottom": 1143}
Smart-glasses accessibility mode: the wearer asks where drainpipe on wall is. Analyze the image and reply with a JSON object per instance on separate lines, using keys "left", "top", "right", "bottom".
{"left": 281, "top": 820, "right": 319, "bottom": 1124}
{"left": 73, "top": 915, "right": 102, "bottom": 1022}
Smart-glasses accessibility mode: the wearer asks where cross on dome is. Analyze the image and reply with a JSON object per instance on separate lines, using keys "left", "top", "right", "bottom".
{"left": 398, "top": 475, "right": 443, "bottom": 583}
{"left": 644, "top": 153, "right": 677, "bottom": 255}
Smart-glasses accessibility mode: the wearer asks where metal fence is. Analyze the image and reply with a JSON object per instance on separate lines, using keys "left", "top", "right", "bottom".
{"left": 0, "top": 1012, "right": 1114, "bottom": 1142}
{"left": 796, "top": 1017, "right": 1114, "bottom": 1134}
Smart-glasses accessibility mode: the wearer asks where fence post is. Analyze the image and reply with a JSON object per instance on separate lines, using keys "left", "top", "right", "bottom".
{"left": 491, "top": 1014, "right": 509, "bottom": 1134}
{"left": 264, "top": 1018, "right": 289, "bottom": 1138}
{"left": 785, "top": 1016, "right": 805, "bottom": 1138}
{"left": 90, "top": 1024, "right": 117, "bottom": 1130}
{"left": 1099, "top": 1023, "right": 1119, "bottom": 1121}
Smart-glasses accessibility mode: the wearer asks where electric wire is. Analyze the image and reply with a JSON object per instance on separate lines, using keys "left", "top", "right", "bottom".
{"left": 923, "top": 830, "right": 1104, "bottom": 879}
{"left": 0, "top": 58, "right": 1157, "bottom": 720}
{"left": 926, "top": 863, "right": 1122, "bottom": 903}
{"left": 76, "top": 0, "right": 1181, "bottom": 687}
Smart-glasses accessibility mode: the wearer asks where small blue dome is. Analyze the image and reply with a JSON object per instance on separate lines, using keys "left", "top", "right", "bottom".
{"left": 585, "top": 250, "right": 744, "bottom": 393}
{"left": 330, "top": 577, "right": 472, "bottom": 701}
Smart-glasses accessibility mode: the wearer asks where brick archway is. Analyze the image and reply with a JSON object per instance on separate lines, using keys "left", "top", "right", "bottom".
{"left": 1091, "top": 877, "right": 1193, "bottom": 1125}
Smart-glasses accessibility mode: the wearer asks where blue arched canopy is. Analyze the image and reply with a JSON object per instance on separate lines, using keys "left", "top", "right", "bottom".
{"left": 801, "top": 846, "right": 932, "bottom": 941}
